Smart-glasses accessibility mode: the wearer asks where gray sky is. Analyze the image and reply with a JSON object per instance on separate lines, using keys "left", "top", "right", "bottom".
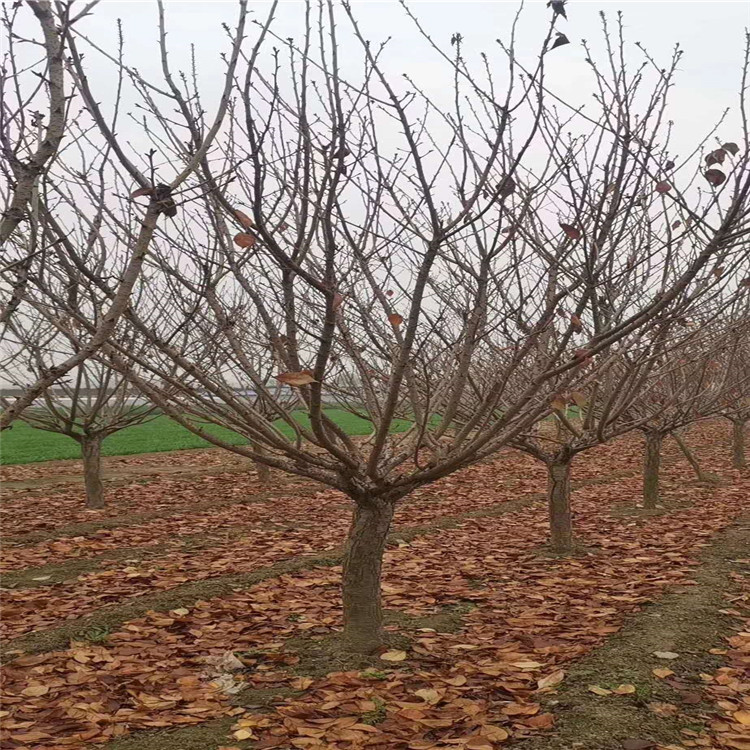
{"left": 66, "top": 0, "right": 749, "bottom": 158}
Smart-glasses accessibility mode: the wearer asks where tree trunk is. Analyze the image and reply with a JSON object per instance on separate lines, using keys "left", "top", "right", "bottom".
{"left": 547, "top": 458, "right": 573, "bottom": 552}
{"left": 672, "top": 431, "right": 711, "bottom": 482}
{"left": 254, "top": 460, "right": 271, "bottom": 484}
{"left": 732, "top": 419, "right": 747, "bottom": 469}
{"left": 81, "top": 435, "right": 105, "bottom": 509}
{"left": 341, "top": 499, "right": 395, "bottom": 653}
{"left": 249, "top": 442, "right": 271, "bottom": 484}
{"left": 642, "top": 431, "right": 663, "bottom": 509}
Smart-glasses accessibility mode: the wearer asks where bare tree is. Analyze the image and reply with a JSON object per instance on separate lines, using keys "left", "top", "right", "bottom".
{"left": 0, "top": 0, "right": 248, "bottom": 429}
{"left": 627, "top": 319, "right": 746, "bottom": 508}
{"left": 14, "top": 2, "right": 750, "bottom": 652}
{"left": 3, "top": 314, "right": 160, "bottom": 508}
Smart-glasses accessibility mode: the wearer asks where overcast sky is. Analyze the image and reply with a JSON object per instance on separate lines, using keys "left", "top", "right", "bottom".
{"left": 60, "top": 0, "right": 749, "bottom": 160}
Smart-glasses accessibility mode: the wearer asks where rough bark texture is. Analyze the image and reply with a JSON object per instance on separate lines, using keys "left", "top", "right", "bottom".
{"left": 341, "top": 499, "right": 395, "bottom": 653}
{"left": 643, "top": 431, "right": 663, "bottom": 509}
{"left": 81, "top": 435, "right": 105, "bottom": 509}
{"left": 732, "top": 419, "right": 747, "bottom": 469}
{"left": 547, "top": 458, "right": 573, "bottom": 552}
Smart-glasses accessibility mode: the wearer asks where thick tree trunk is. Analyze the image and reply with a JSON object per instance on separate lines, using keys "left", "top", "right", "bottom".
{"left": 642, "top": 431, "right": 663, "bottom": 509}
{"left": 341, "top": 499, "right": 395, "bottom": 653}
{"left": 732, "top": 419, "right": 747, "bottom": 469}
{"left": 81, "top": 435, "right": 105, "bottom": 509}
{"left": 547, "top": 458, "right": 573, "bottom": 552}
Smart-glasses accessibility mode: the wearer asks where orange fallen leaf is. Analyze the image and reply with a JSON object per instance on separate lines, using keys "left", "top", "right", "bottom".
{"left": 652, "top": 668, "right": 674, "bottom": 679}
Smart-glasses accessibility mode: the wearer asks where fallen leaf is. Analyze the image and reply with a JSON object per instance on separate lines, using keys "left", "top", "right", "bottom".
{"left": 233, "top": 728, "right": 256, "bottom": 740}
{"left": 653, "top": 668, "right": 675, "bottom": 678}
{"left": 653, "top": 651, "right": 680, "bottom": 660}
{"left": 648, "top": 702, "right": 678, "bottom": 717}
{"left": 613, "top": 684, "right": 637, "bottom": 695}
{"left": 588, "top": 685, "right": 612, "bottom": 696}
{"left": 734, "top": 710, "right": 750, "bottom": 725}
{"left": 380, "top": 650, "right": 407, "bottom": 662}
{"left": 414, "top": 688, "right": 441, "bottom": 704}
{"left": 537, "top": 670, "right": 565, "bottom": 690}
{"left": 21, "top": 684, "right": 49, "bottom": 697}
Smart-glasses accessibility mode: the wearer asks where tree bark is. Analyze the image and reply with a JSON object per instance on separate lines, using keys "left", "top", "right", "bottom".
{"left": 643, "top": 431, "right": 663, "bottom": 509}
{"left": 547, "top": 458, "right": 573, "bottom": 552}
{"left": 341, "top": 499, "right": 395, "bottom": 653}
{"left": 250, "top": 441, "right": 271, "bottom": 484}
{"left": 81, "top": 435, "right": 105, "bottom": 509}
{"left": 672, "top": 431, "right": 712, "bottom": 482}
{"left": 731, "top": 419, "right": 747, "bottom": 469}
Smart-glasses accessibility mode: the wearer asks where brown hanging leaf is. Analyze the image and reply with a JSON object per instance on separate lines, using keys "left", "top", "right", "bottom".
{"left": 388, "top": 313, "right": 404, "bottom": 327}
{"left": 233, "top": 209, "right": 254, "bottom": 229}
{"left": 278, "top": 222, "right": 290, "bottom": 232}
{"left": 498, "top": 176, "right": 516, "bottom": 199}
{"left": 276, "top": 370, "right": 316, "bottom": 387}
{"left": 233, "top": 233, "right": 256, "bottom": 249}
{"left": 712, "top": 266, "right": 725, "bottom": 278}
{"left": 574, "top": 348, "right": 592, "bottom": 361}
{"left": 722, "top": 141, "right": 740, "bottom": 156}
{"left": 549, "top": 32, "right": 570, "bottom": 51}
{"left": 332, "top": 292, "right": 345, "bottom": 312}
{"left": 570, "top": 314, "right": 583, "bottom": 333}
{"left": 550, "top": 395, "right": 567, "bottom": 412}
{"left": 705, "top": 148, "right": 727, "bottom": 166}
{"left": 560, "top": 223, "right": 582, "bottom": 240}
{"left": 740, "top": 277, "right": 750, "bottom": 288}
{"left": 386, "top": 289, "right": 394, "bottom": 297}
{"left": 130, "top": 186, "right": 154, "bottom": 199}
{"left": 671, "top": 221, "right": 682, "bottom": 229}
{"left": 570, "top": 391, "right": 587, "bottom": 408}
{"left": 704, "top": 169, "right": 726, "bottom": 187}
{"left": 655, "top": 181, "right": 672, "bottom": 194}
{"left": 664, "top": 160, "right": 675, "bottom": 171}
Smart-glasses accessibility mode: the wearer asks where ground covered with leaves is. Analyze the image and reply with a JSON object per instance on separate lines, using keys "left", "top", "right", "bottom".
{"left": 1, "top": 422, "right": 748, "bottom": 750}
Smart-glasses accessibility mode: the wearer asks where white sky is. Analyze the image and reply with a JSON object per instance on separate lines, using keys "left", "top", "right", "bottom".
{"left": 66, "top": 0, "right": 748, "bottom": 159}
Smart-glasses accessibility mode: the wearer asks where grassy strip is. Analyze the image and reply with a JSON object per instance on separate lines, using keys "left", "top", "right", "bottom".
{"left": 1, "top": 410, "right": 411, "bottom": 465}
{"left": 519, "top": 519, "right": 750, "bottom": 750}
{"left": 1, "top": 472, "right": 632, "bottom": 658}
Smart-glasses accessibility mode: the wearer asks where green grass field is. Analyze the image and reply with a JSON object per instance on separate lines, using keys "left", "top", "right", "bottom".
{"left": 0, "top": 410, "right": 409, "bottom": 465}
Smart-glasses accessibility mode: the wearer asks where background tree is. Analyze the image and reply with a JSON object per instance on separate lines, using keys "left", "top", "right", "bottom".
{"left": 0, "top": 0, "right": 248, "bottom": 429}
{"left": 3, "top": 315, "right": 160, "bottom": 508}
